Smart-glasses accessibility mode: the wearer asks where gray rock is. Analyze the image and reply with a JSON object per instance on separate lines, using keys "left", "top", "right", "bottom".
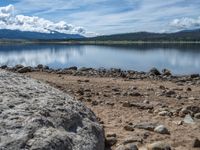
{"left": 105, "top": 136, "right": 117, "bottom": 147}
{"left": 147, "top": 141, "right": 171, "bottom": 150}
{"left": 194, "top": 113, "right": 200, "bottom": 119}
{"left": 17, "top": 66, "right": 32, "bottom": 73}
{"left": 183, "top": 114, "right": 195, "bottom": 124}
{"left": 0, "top": 70, "right": 104, "bottom": 150}
{"left": 0, "top": 65, "right": 7, "bottom": 69}
{"left": 148, "top": 67, "right": 161, "bottom": 76}
{"left": 193, "top": 138, "right": 200, "bottom": 148}
{"left": 154, "top": 125, "right": 170, "bottom": 134}
{"left": 134, "top": 123, "right": 157, "bottom": 131}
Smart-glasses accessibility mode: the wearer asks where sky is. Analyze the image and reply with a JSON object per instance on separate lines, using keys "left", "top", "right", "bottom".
{"left": 0, "top": 0, "right": 200, "bottom": 36}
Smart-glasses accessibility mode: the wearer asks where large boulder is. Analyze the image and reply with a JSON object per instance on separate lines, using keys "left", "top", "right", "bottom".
{"left": 0, "top": 70, "right": 105, "bottom": 150}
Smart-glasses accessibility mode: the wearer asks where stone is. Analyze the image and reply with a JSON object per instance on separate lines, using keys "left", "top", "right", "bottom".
{"left": 129, "top": 92, "right": 141, "bottom": 96}
{"left": 162, "top": 69, "right": 172, "bottom": 76}
{"left": 158, "top": 111, "right": 172, "bottom": 117}
{"left": 17, "top": 66, "right": 32, "bottom": 73}
{"left": 147, "top": 141, "right": 171, "bottom": 150}
{"left": 194, "top": 113, "right": 200, "bottom": 119}
{"left": 134, "top": 123, "right": 157, "bottom": 131}
{"left": 123, "top": 101, "right": 131, "bottom": 107}
{"left": 131, "top": 103, "right": 154, "bottom": 110}
{"left": 124, "top": 125, "right": 135, "bottom": 131}
{"left": 164, "top": 90, "right": 176, "bottom": 97}
{"left": 105, "top": 136, "right": 117, "bottom": 147}
{"left": 115, "top": 144, "right": 138, "bottom": 150}
{"left": 0, "top": 70, "right": 104, "bottom": 150}
{"left": 15, "top": 64, "right": 24, "bottom": 70}
{"left": 183, "top": 114, "right": 195, "bottom": 124}
{"left": 126, "top": 144, "right": 138, "bottom": 150}
{"left": 193, "top": 138, "right": 200, "bottom": 148}
{"left": 0, "top": 65, "right": 7, "bottom": 69}
{"left": 149, "top": 67, "right": 161, "bottom": 76}
{"left": 154, "top": 125, "right": 170, "bottom": 134}
{"left": 190, "top": 74, "right": 200, "bottom": 78}
{"left": 37, "top": 64, "right": 43, "bottom": 69}
{"left": 67, "top": 66, "right": 78, "bottom": 70}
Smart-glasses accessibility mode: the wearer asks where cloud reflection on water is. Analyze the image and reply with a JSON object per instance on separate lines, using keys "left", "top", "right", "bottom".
{"left": 0, "top": 44, "right": 200, "bottom": 74}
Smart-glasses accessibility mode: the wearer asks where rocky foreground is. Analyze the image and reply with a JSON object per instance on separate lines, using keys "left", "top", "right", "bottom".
{"left": 1, "top": 65, "right": 200, "bottom": 150}
{"left": 0, "top": 70, "right": 104, "bottom": 150}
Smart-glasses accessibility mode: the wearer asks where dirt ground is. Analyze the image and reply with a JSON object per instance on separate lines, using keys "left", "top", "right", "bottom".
{"left": 25, "top": 71, "right": 200, "bottom": 150}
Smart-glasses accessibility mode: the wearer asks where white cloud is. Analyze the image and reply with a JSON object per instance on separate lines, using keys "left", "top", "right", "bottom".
{"left": 0, "top": 5, "right": 90, "bottom": 35}
{"left": 170, "top": 16, "right": 200, "bottom": 29}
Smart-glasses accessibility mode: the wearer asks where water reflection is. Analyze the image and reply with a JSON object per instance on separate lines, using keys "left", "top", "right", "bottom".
{"left": 0, "top": 44, "right": 200, "bottom": 74}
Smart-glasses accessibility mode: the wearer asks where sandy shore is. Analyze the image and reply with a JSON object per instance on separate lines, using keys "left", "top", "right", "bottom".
{"left": 2, "top": 65, "right": 200, "bottom": 150}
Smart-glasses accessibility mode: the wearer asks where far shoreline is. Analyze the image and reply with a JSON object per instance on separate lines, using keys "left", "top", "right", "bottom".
{"left": 1, "top": 40, "right": 200, "bottom": 45}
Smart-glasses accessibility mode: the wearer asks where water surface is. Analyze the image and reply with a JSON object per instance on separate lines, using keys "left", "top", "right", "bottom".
{"left": 0, "top": 44, "right": 200, "bottom": 75}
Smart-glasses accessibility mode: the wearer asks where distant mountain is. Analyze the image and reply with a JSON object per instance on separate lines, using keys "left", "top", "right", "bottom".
{"left": 85, "top": 29, "right": 200, "bottom": 41}
{"left": 0, "top": 29, "right": 85, "bottom": 40}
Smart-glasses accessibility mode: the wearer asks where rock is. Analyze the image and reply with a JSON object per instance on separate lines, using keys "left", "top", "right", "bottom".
{"left": 180, "top": 105, "right": 200, "bottom": 117}
{"left": 66, "top": 66, "right": 78, "bottom": 70}
{"left": 124, "top": 125, "right": 135, "bottom": 131}
{"left": 106, "top": 132, "right": 117, "bottom": 138}
{"left": 164, "top": 90, "right": 176, "bottom": 97}
{"left": 123, "top": 136, "right": 142, "bottom": 145}
{"left": 131, "top": 103, "right": 154, "bottom": 110}
{"left": 79, "top": 67, "right": 93, "bottom": 71}
{"left": 134, "top": 123, "right": 157, "bottom": 131}
{"left": 115, "top": 144, "right": 138, "bottom": 150}
{"left": 0, "top": 65, "right": 7, "bottom": 69}
{"left": 92, "top": 100, "right": 99, "bottom": 106}
{"left": 193, "top": 138, "right": 200, "bottom": 148}
{"left": 126, "top": 144, "right": 138, "bottom": 150}
{"left": 17, "top": 66, "right": 32, "bottom": 73}
{"left": 149, "top": 67, "right": 161, "bottom": 76}
{"left": 0, "top": 70, "right": 104, "bottom": 150}
{"left": 147, "top": 141, "right": 171, "bottom": 150}
{"left": 162, "top": 69, "right": 172, "bottom": 76}
{"left": 37, "top": 64, "right": 43, "bottom": 69}
{"left": 190, "top": 74, "right": 199, "bottom": 78}
{"left": 154, "top": 125, "right": 170, "bottom": 134}
{"left": 158, "top": 111, "right": 172, "bottom": 117}
{"left": 128, "top": 92, "right": 141, "bottom": 97}
{"left": 186, "top": 87, "right": 192, "bottom": 91}
{"left": 194, "top": 113, "right": 200, "bottom": 119}
{"left": 105, "top": 136, "right": 117, "bottom": 147}
{"left": 122, "top": 101, "right": 131, "bottom": 107}
{"left": 15, "top": 64, "right": 24, "bottom": 70}
{"left": 183, "top": 114, "right": 195, "bottom": 124}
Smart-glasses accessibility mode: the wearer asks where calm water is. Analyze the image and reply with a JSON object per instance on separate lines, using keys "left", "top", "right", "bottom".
{"left": 0, "top": 44, "right": 200, "bottom": 75}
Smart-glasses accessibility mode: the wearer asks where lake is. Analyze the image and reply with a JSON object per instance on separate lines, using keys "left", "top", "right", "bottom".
{"left": 0, "top": 43, "right": 200, "bottom": 75}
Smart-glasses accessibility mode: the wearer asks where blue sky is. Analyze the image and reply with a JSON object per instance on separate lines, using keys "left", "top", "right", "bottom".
{"left": 0, "top": 0, "right": 200, "bottom": 36}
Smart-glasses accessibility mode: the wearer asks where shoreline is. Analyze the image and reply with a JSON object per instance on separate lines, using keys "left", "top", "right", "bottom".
{"left": 1, "top": 40, "right": 200, "bottom": 45}
{"left": 1, "top": 64, "right": 200, "bottom": 82}
{"left": 1, "top": 64, "right": 200, "bottom": 149}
